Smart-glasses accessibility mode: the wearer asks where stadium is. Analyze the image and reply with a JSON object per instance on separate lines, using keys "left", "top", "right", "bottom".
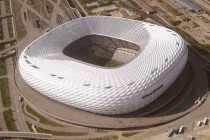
{"left": 18, "top": 16, "right": 188, "bottom": 115}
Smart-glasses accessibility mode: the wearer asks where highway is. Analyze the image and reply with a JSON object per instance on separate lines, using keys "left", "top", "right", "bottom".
{"left": 0, "top": 13, "right": 13, "bottom": 20}
{"left": 0, "top": 132, "right": 52, "bottom": 139}
{"left": 0, "top": 37, "right": 16, "bottom": 45}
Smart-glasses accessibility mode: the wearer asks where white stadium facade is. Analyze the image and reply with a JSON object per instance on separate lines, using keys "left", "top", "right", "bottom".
{"left": 18, "top": 16, "right": 188, "bottom": 115}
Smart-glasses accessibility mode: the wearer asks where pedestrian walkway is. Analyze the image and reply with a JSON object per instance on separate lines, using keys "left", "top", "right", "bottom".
{"left": 0, "top": 0, "right": 30, "bottom": 132}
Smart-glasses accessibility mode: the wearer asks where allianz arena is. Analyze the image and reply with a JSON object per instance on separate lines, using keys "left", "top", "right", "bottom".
{"left": 18, "top": 16, "right": 188, "bottom": 115}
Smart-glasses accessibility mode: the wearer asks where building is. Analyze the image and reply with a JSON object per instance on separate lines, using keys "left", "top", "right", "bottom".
{"left": 133, "top": 0, "right": 156, "bottom": 14}
{"left": 18, "top": 16, "right": 188, "bottom": 115}
{"left": 179, "top": 0, "right": 203, "bottom": 13}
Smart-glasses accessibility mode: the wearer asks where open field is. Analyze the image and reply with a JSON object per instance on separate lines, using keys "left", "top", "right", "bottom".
{"left": 0, "top": 60, "right": 7, "bottom": 75}
{"left": 0, "top": 78, "right": 11, "bottom": 107}
{"left": 3, "top": 109, "right": 17, "bottom": 131}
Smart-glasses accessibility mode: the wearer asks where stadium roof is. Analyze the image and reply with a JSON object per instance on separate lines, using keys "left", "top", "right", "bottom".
{"left": 19, "top": 16, "right": 188, "bottom": 114}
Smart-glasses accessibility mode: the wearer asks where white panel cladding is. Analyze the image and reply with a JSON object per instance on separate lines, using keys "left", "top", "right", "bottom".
{"left": 18, "top": 16, "right": 188, "bottom": 115}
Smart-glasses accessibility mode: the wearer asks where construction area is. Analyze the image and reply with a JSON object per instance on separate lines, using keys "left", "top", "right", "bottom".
{"left": 73, "top": 0, "right": 210, "bottom": 52}
{"left": 143, "top": 0, "right": 210, "bottom": 46}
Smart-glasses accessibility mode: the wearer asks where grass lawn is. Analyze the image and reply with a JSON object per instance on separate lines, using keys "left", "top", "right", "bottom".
{"left": 0, "top": 22, "right": 3, "bottom": 40}
{"left": 3, "top": 109, "right": 17, "bottom": 131}
{"left": 35, "top": 125, "right": 88, "bottom": 136}
{"left": 88, "top": 135, "right": 118, "bottom": 140}
{"left": 51, "top": 0, "right": 57, "bottom": 3}
{"left": 4, "top": 0, "right": 11, "bottom": 14}
{"left": 0, "top": 60, "right": 7, "bottom": 76}
{"left": 22, "top": 104, "right": 37, "bottom": 121}
{"left": 26, "top": 105, "right": 63, "bottom": 127}
{"left": 12, "top": 54, "right": 16, "bottom": 64}
{"left": 121, "top": 131, "right": 141, "bottom": 137}
{"left": 26, "top": 121, "right": 34, "bottom": 132}
{"left": 12, "top": 0, "right": 27, "bottom": 40}
{"left": 7, "top": 17, "right": 14, "bottom": 37}
{"left": 0, "top": 78, "right": 11, "bottom": 107}
{"left": 104, "top": 60, "right": 122, "bottom": 67}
